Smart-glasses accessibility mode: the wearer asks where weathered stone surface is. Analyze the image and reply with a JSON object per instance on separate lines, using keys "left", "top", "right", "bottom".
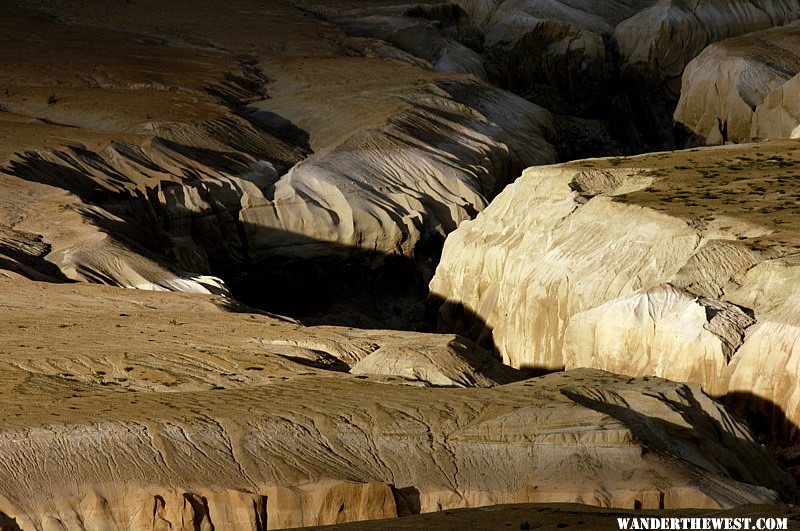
{"left": 0, "top": 276, "right": 793, "bottom": 529}
{"left": 431, "top": 140, "right": 800, "bottom": 443}
{"left": 454, "top": 0, "right": 800, "bottom": 144}
{"left": 0, "top": 2, "right": 556, "bottom": 322}
{"left": 675, "top": 24, "right": 800, "bottom": 144}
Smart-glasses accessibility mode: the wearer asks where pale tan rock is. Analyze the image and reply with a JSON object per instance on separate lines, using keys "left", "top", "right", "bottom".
{"left": 565, "top": 284, "right": 754, "bottom": 396}
{"left": 431, "top": 165, "right": 701, "bottom": 370}
{"left": 615, "top": 0, "right": 800, "bottom": 101}
{"left": 753, "top": 73, "right": 800, "bottom": 141}
{"left": 675, "top": 24, "right": 800, "bottom": 144}
{"left": 349, "top": 335, "right": 521, "bottom": 387}
{"left": 0, "top": 2, "right": 556, "bottom": 299}
{"left": 431, "top": 140, "right": 800, "bottom": 442}
{"left": 723, "top": 258, "right": 800, "bottom": 440}
{"left": 454, "top": 0, "right": 800, "bottom": 123}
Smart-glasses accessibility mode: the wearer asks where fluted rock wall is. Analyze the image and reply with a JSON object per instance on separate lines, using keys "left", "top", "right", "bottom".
{"left": 6, "top": 78, "right": 554, "bottom": 291}
{"left": 753, "top": 74, "right": 800, "bottom": 140}
{"left": 431, "top": 140, "right": 800, "bottom": 443}
{"left": 453, "top": 0, "right": 800, "bottom": 145}
{"left": 454, "top": 0, "right": 649, "bottom": 115}
{"left": 313, "top": 4, "right": 488, "bottom": 79}
{"left": 615, "top": 0, "right": 800, "bottom": 97}
{"left": 675, "top": 24, "right": 800, "bottom": 144}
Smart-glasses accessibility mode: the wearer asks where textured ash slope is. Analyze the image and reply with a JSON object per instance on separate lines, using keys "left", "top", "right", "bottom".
{"left": 0, "top": 1, "right": 555, "bottom": 324}
{"left": 676, "top": 24, "right": 800, "bottom": 144}
{"left": 431, "top": 140, "right": 800, "bottom": 446}
{"left": 0, "top": 275, "right": 793, "bottom": 529}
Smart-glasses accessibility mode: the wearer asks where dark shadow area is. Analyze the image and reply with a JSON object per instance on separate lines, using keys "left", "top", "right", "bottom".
{"left": 551, "top": 114, "right": 636, "bottom": 161}
{"left": 562, "top": 385, "right": 798, "bottom": 502}
{"left": 1, "top": 81, "right": 529, "bottom": 337}
{"left": 0, "top": 238, "right": 73, "bottom": 283}
{"left": 182, "top": 493, "right": 212, "bottom": 531}
{"left": 275, "top": 353, "right": 350, "bottom": 373}
{"left": 427, "top": 291, "right": 496, "bottom": 354}
{"left": 0, "top": 511, "right": 21, "bottom": 531}
{"left": 230, "top": 247, "right": 432, "bottom": 330}
{"left": 245, "top": 110, "right": 312, "bottom": 153}
{"left": 2, "top": 136, "right": 501, "bottom": 336}
{"left": 724, "top": 391, "right": 799, "bottom": 442}
{"left": 723, "top": 391, "right": 800, "bottom": 475}
{"left": 474, "top": 27, "right": 690, "bottom": 161}
{"left": 212, "top": 297, "right": 298, "bottom": 322}
{"left": 391, "top": 485, "right": 421, "bottom": 517}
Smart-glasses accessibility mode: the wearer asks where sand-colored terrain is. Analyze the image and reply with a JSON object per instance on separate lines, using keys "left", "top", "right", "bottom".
{"left": 676, "top": 24, "right": 800, "bottom": 144}
{"left": 1, "top": 0, "right": 800, "bottom": 529}
{"left": 0, "top": 1, "right": 555, "bottom": 326}
{"left": 0, "top": 274, "right": 795, "bottom": 528}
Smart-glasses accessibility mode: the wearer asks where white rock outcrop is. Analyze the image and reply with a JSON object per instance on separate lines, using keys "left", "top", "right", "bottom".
{"left": 454, "top": 0, "right": 800, "bottom": 143}
{"left": 431, "top": 142, "right": 800, "bottom": 443}
{"left": 675, "top": 24, "right": 800, "bottom": 144}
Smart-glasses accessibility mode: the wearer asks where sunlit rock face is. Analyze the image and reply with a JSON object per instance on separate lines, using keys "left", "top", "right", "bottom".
{"left": 675, "top": 24, "right": 800, "bottom": 145}
{"left": 0, "top": 1, "right": 799, "bottom": 528}
{"left": 431, "top": 140, "right": 800, "bottom": 444}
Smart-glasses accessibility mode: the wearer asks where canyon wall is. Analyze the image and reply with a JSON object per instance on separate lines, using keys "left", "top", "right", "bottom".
{"left": 431, "top": 140, "right": 800, "bottom": 443}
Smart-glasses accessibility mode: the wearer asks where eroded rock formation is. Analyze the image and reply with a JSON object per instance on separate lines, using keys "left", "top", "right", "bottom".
{"left": 0, "top": 275, "right": 793, "bottom": 529}
{"left": 453, "top": 0, "right": 800, "bottom": 146}
{"left": 675, "top": 24, "right": 800, "bottom": 144}
{"left": 431, "top": 140, "right": 800, "bottom": 444}
{"left": 0, "top": 1, "right": 798, "bottom": 528}
{"left": 0, "top": 2, "right": 556, "bottom": 325}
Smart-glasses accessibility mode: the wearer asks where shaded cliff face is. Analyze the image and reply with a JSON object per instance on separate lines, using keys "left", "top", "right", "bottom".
{"left": 431, "top": 140, "right": 800, "bottom": 447}
{"left": 675, "top": 24, "right": 800, "bottom": 145}
{"left": 451, "top": 0, "right": 800, "bottom": 151}
{"left": 0, "top": 275, "right": 793, "bottom": 529}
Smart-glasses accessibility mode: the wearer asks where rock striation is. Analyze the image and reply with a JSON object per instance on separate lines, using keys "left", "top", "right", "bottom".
{"left": 431, "top": 140, "right": 800, "bottom": 444}
{"left": 454, "top": 0, "right": 650, "bottom": 115}
{"left": 675, "top": 24, "right": 800, "bottom": 144}
{"left": 0, "top": 276, "right": 793, "bottom": 529}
